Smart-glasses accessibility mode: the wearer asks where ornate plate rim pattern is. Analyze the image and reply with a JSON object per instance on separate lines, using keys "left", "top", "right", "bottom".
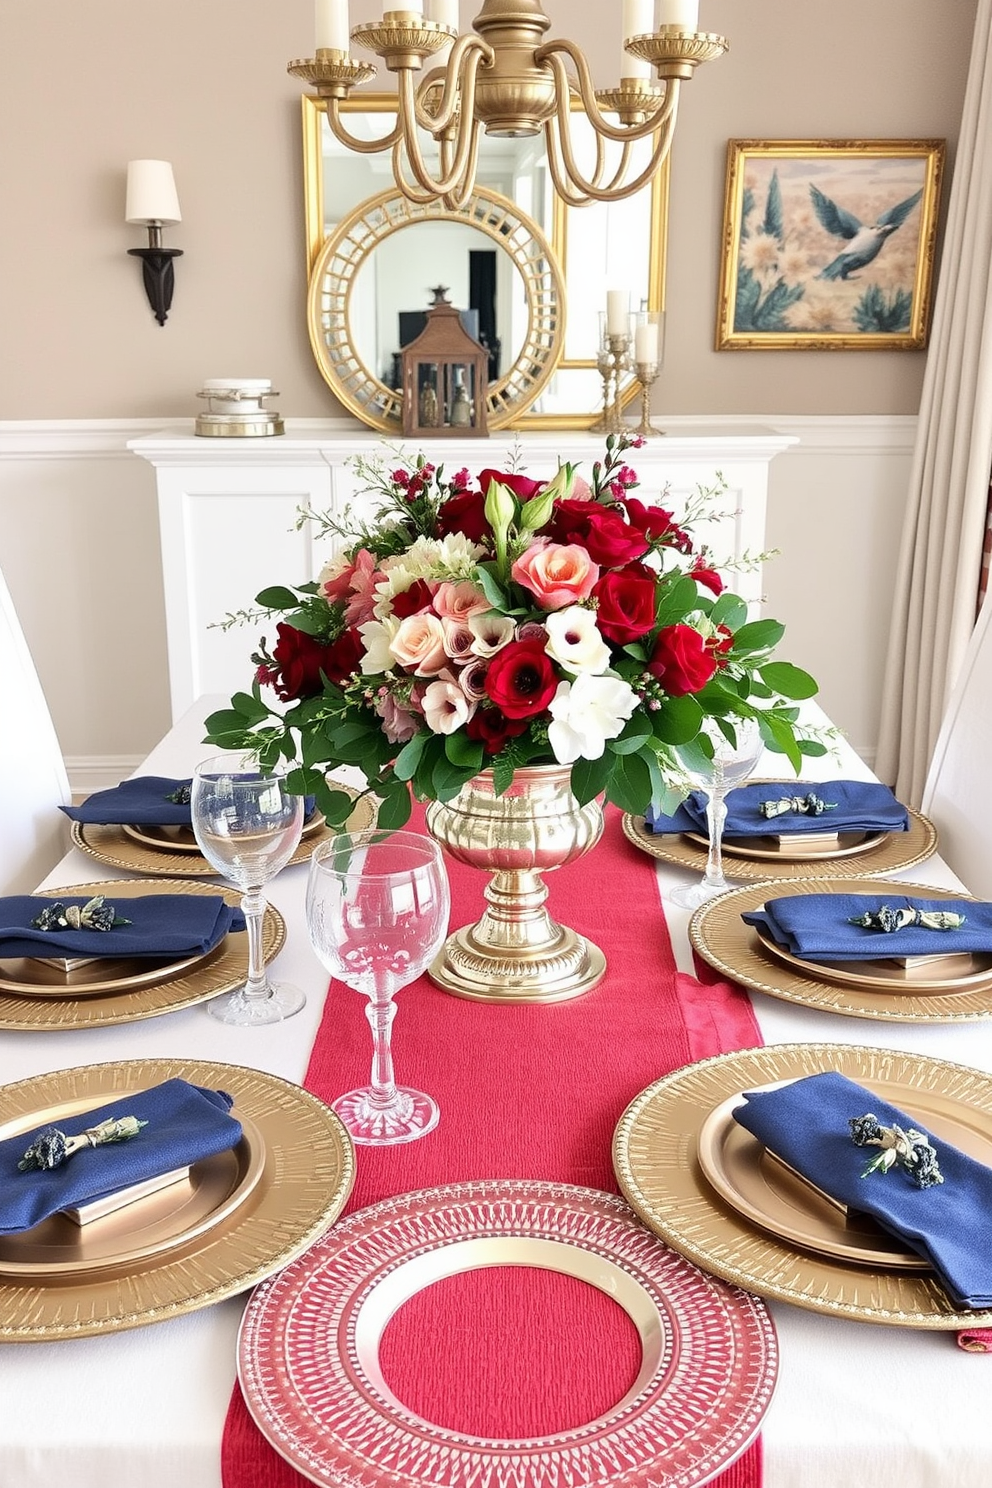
{"left": 0, "top": 879, "right": 285, "bottom": 1030}
{"left": 71, "top": 787, "right": 377, "bottom": 878}
{"left": 689, "top": 877, "right": 992, "bottom": 1022}
{"left": 238, "top": 1178, "right": 778, "bottom": 1488}
{"left": 613, "top": 1042, "right": 992, "bottom": 1328}
{"left": 0, "top": 1058, "right": 355, "bottom": 1340}
{"left": 621, "top": 804, "right": 937, "bottom": 882}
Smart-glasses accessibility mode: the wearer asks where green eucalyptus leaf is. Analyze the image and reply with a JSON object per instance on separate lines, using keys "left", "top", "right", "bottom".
{"left": 374, "top": 785, "right": 413, "bottom": 830}
{"left": 444, "top": 732, "right": 485, "bottom": 771}
{"left": 654, "top": 575, "right": 698, "bottom": 629}
{"left": 709, "top": 592, "right": 749, "bottom": 631}
{"left": 760, "top": 661, "right": 819, "bottom": 700}
{"left": 393, "top": 731, "right": 428, "bottom": 782}
{"left": 731, "top": 619, "right": 786, "bottom": 655}
{"left": 569, "top": 752, "right": 613, "bottom": 805}
{"left": 255, "top": 585, "right": 300, "bottom": 610}
{"left": 651, "top": 694, "right": 704, "bottom": 744}
{"left": 609, "top": 716, "right": 653, "bottom": 754}
{"left": 604, "top": 750, "right": 653, "bottom": 813}
{"left": 798, "top": 738, "right": 829, "bottom": 757}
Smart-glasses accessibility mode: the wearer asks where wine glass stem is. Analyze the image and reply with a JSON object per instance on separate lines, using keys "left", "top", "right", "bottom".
{"left": 365, "top": 991, "right": 399, "bottom": 1107}
{"left": 703, "top": 789, "right": 728, "bottom": 889}
{"left": 241, "top": 888, "right": 271, "bottom": 1002}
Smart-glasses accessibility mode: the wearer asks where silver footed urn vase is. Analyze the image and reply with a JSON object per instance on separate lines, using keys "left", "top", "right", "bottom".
{"left": 425, "top": 764, "right": 606, "bottom": 1003}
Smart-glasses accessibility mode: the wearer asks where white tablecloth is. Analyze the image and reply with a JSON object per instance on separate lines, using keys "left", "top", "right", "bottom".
{"left": 1, "top": 699, "right": 989, "bottom": 1488}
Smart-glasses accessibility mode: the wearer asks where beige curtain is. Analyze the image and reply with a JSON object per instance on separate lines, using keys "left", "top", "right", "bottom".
{"left": 876, "top": 0, "right": 992, "bottom": 804}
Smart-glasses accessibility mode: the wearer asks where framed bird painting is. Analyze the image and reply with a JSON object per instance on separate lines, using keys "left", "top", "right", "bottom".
{"left": 716, "top": 139, "right": 945, "bottom": 349}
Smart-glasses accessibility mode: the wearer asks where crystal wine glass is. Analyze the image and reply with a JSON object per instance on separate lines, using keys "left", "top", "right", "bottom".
{"left": 191, "top": 753, "right": 305, "bottom": 1025}
{"left": 306, "top": 831, "right": 450, "bottom": 1145}
{"left": 668, "top": 718, "right": 765, "bottom": 910}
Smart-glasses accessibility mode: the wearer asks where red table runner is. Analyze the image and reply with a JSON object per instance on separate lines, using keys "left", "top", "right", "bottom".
{"left": 222, "top": 806, "right": 764, "bottom": 1487}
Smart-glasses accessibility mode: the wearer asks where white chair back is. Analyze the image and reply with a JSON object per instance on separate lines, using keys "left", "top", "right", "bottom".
{"left": 922, "top": 597, "right": 992, "bottom": 898}
{"left": 0, "top": 562, "right": 71, "bottom": 893}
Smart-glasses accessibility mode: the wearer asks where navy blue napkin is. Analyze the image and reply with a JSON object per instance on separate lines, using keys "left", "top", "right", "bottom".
{"left": 733, "top": 1071, "right": 992, "bottom": 1309}
{"left": 0, "top": 1079, "right": 243, "bottom": 1234}
{"left": 743, "top": 892, "right": 992, "bottom": 961}
{"left": 60, "top": 777, "right": 194, "bottom": 827}
{"left": 0, "top": 893, "right": 244, "bottom": 960}
{"left": 645, "top": 780, "right": 909, "bottom": 837}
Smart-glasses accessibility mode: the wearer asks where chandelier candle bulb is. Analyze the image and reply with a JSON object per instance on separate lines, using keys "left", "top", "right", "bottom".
{"left": 427, "top": 0, "right": 459, "bottom": 28}
{"left": 316, "top": 0, "right": 350, "bottom": 53}
{"left": 607, "top": 289, "right": 630, "bottom": 337}
{"left": 655, "top": 0, "right": 699, "bottom": 31}
{"left": 622, "top": 0, "right": 653, "bottom": 77}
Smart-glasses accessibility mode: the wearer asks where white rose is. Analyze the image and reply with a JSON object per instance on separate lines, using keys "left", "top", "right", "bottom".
{"left": 359, "top": 615, "right": 401, "bottom": 675}
{"left": 547, "top": 673, "right": 638, "bottom": 764}
{"left": 543, "top": 606, "right": 611, "bottom": 675}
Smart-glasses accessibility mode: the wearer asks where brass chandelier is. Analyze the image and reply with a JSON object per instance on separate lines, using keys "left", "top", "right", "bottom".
{"left": 288, "top": 0, "right": 728, "bottom": 210}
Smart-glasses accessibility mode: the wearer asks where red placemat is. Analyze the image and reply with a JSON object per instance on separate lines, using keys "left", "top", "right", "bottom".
{"left": 223, "top": 806, "right": 764, "bottom": 1487}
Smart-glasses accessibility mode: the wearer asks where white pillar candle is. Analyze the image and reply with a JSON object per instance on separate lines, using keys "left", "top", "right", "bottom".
{"left": 655, "top": 0, "right": 699, "bottom": 30}
{"left": 390, "top": 0, "right": 424, "bottom": 12}
{"left": 125, "top": 160, "right": 181, "bottom": 224}
{"left": 606, "top": 289, "right": 630, "bottom": 338}
{"left": 315, "top": 0, "right": 349, "bottom": 52}
{"left": 427, "top": 0, "right": 459, "bottom": 28}
{"left": 634, "top": 320, "right": 659, "bottom": 364}
{"left": 621, "top": 0, "right": 653, "bottom": 78}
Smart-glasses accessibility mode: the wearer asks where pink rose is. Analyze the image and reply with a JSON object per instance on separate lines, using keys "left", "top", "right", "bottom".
{"left": 389, "top": 612, "right": 448, "bottom": 677}
{"left": 433, "top": 580, "right": 491, "bottom": 623}
{"left": 511, "top": 541, "right": 599, "bottom": 611}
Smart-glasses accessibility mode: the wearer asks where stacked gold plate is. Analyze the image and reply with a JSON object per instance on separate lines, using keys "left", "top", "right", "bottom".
{"left": 622, "top": 800, "right": 937, "bottom": 881}
{"left": 0, "top": 1058, "right": 355, "bottom": 1340}
{"left": 613, "top": 1042, "right": 992, "bottom": 1328}
{"left": 690, "top": 877, "right": 992, "bottom": 1022}
{"left": 0, "top": 879, "right": 285, "bottom": 1030}
{"left": 70, "top": 787, "right": 377, "bottom": 878}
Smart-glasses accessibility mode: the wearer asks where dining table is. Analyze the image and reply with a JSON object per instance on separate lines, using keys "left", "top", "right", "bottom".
{"left": 1, "top": 695, "right": 990, "bottom": 1488}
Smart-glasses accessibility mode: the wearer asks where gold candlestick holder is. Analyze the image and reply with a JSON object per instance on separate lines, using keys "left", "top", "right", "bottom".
{"left": 634, "top": 360, "right": 660, "bottom": 436}
{"left": 607, "top": 333, "right": 632, "bottom": 434}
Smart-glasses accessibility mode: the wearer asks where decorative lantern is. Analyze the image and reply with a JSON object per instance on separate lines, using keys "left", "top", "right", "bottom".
{"left": 401, "top": 287, "right": 489, "bottom": 438}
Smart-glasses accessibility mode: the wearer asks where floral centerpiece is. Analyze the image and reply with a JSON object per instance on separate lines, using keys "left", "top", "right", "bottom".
{"left": 205, "top": 434, "right": 820, "bottom": 830}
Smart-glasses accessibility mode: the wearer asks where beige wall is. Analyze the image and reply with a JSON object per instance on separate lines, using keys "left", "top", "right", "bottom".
{"left": 0, "top": 0, "right": 977, "bottom": 421}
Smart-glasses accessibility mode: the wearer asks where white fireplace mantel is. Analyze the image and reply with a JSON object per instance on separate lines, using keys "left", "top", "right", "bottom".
{"left": 130, "top": 421, "right": 796, "bottom": 722}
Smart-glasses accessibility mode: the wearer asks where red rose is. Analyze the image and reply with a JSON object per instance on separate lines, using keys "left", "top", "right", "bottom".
{"left": 691, "top": 559, "right": 724, "bottom": 596}
{"left": 436, "top": 489, "right": 490, "bottom": 544}
{"left": 708, "top": 624, "right": 734, "bottom": 657}
{"left": 647, "top": 624, "right": 717, "bottom": 697}
{"left": 479, "top": 469, "right": 544, "bottom": 503}
{"left": 592, "top": 563, "right": 657, "bottom": 644}
{"left": 466, "top": 705, "right": 529, "bottom": 755}
{"left": 549, "top": 498, "right": 649, "bottom": 567}
{"left": 484, "top": 637, "right": 559, "bottom": 719}
{"left": 623, "top": 497, "right": 674, "bottom": 541}
{"left": 390, "top": 579, "right": 435, "bottom": 619}
{"left": 268, "top": 622, "right": 362, "bottom": 701}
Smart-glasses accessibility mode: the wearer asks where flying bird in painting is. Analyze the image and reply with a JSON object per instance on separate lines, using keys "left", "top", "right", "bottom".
{"left": 810, "top": 183, "right": 923, "bottom": 281}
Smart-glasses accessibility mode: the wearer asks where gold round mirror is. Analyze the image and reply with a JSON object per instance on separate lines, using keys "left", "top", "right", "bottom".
{"left": 301, "top": 96, "right": 668, "bottom": 431}
{"left": 307, "top": 187, "right": 565, "bottom": 433}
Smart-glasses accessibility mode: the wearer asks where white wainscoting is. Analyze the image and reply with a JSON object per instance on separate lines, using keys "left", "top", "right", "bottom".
{"left": 0, "top": 415, "right": 916, "bottom": 790}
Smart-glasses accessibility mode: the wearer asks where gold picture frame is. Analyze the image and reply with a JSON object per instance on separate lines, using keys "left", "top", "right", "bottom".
{"left": 716, "top": 139, "right": 944, "bottom": 351}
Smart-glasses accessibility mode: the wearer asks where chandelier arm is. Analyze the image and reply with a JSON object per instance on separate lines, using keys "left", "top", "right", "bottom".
{"left": 537, "top": 37, "right": 676, "bottom": 143}
{"left": 391, "top": 65, "right": 484, "bottom": 201}
{"left": 326, "top": 98, "right": 404, "bottom": 154}
{"left": 441, "top": 123, "right": 482, "bottom": 211}
{"left": 414, "top": 34, "right": 490, "bottom": 136}
{"left": 544, "top": 99, "right": 679, "bottom": 206}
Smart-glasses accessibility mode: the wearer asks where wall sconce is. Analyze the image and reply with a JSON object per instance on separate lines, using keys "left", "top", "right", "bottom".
{"left": 125, "top": 159, "right": 182, "bottom": 326}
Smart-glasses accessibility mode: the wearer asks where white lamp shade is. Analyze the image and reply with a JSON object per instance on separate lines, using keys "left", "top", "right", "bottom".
{"left": 125, "top": 160, "right": 182, "bottom": 225}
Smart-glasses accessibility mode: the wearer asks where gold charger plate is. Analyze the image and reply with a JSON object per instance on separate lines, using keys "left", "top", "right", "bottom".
{"left": 0, "top": 879, "right": 285, "bottom": 1031}
{"left": 72, "top": 786, "right": 377, "bottom": 878}
{"left": 690, "top": 877, "right": 992, "bottom": 1022}
{"left": 683, "top": 827, "right": 884, "bottom": 861}
{"left": 121, "top": 807, "right": 328, "bottom": 854}
{"left": 0, "top": 1058, "right": 355, "bottom": 1340}
{"left": 622, "top": 803, "right": 937, "bottom": 881}
{"left": 613, "top": 1042, "right": 992, "bottom": 1328}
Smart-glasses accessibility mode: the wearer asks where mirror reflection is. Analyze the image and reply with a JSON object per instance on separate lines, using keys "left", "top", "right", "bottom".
{"left": 304, "top": 97, "right": 667, "bottom": 428}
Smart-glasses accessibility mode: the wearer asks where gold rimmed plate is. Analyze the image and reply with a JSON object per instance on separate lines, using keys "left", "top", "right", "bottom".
{"left": 690, "top": 877, "right": 992, "bottom": 1022}
{"left": 72, "top": 787, "right": 377, "bottom": 878}
{"left": 683, "top": 826, "right": 884, "bottom": 861}
{"left": 622, "top": 804, "right": 937, "bottom": 881}
{"left": 754, "top": 921, "right": 992, "bottom": 993}
{"left": 613, "top": 1042, "right": 992, "bottom": 1328}
{"left": 0, "top": 1058, "right": 355, "bottom": 1341}
{"left": 0, "top": 879, "right": 285, "bottom": 1030}
{"left": 121, "top": 807, "right": 328, "bottom": 854}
